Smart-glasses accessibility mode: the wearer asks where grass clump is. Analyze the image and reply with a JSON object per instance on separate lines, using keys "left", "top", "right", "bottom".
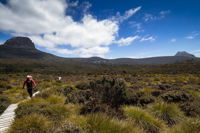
{"left": 180, "top": 99, "right": 200, "bottom": 117}
{"left": 86, "top": 113, "right": 144, "bottom": 133}
{"left": 46, "top": 95, "right": 65, "bottom": 104}
{"left": 123, "top": 106, "right": 165, "bottom": 133}
{"left": 167, "top": 118, "right": 200, "bottom": 133}
{"left": 9, "top": 113, "right": 52, "bottom": 133}
{"left": 15, "top": 98, "right": 69, "bottom": 123}
{"left": 148, "top": 102, "right": 183, "bottom": 125}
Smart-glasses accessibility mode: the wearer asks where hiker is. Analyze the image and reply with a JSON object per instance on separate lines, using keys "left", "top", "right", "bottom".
{"left": 22, "top": 75, "right": 36, "bottom": 98}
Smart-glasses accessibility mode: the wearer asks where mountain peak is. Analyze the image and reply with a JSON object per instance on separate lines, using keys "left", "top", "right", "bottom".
{"left": 175, "top": 51, "right": 195, "bottom": 58}
{"left": 3, "top": 37, "right": 35, "bottom": 49}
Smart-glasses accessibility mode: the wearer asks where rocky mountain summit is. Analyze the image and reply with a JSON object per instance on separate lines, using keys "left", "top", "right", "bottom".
{"left": 175, "top": 51, "right": 195, "bottom": 58}
{"left": 2, "top": 37, "right": 36, "bottom": 49}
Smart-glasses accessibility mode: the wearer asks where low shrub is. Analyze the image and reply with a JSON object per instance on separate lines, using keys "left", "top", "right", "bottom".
{"left": 123, "top": 106, "right": 165, "bottom": 133}
{"left": 89, "top": 78, "right": 127, "bottom": 109}
{"left": 0, "top": 96, "right": 10, "bottom": 114}
{"left": 86, "top": 113, "right": 144, "bottom": 133}
{"left": 57, "top": 85, "right": 75, "bottom": 96}
{"left": 76, "top": 82, "right": 90, "bottom": 90}
{"left": 0, "top": 81, "right": 12, "bottom": 90}
{"left": 167, "top": 118, "right": 200, "bottom": 133}
{"left": 148, "top": 102, "right": 183, "bottom": 125}
{"left": 125, "top": 89, "right": 154, "bottom": 106}
{"left": 80, "top": 100, "right": 124, "bottom": 118}
{"left": 9, "top": 114, "right": 52, "bottom": 133}
{"left": 180, "top": 99, "right": 200, "bottom": 117}
{"left": 161, "top": 90, "right": 193, "bottom": 103}
{"left": 66, "top": 90, "right": 92, "bottom": 104}
{"left": 54, "top": 122, "right": 84, "bottom": 133}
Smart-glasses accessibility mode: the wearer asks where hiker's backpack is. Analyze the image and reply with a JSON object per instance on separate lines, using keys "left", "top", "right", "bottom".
{"left": 26, "top": 79, "right": 33, "bottom": 88}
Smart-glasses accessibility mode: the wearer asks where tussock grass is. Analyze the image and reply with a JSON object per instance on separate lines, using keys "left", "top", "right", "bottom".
{"left": 9, "top": 113, "right": 52, "bottom": 133}
{"left": 123, "top": 106, "right": 165, "bottom": 133}
{"left": 46, "top": 95, "right": 65, "bottom": 104}
{"left": 87, "top": 113, "right": 144, "bottom": 133}
{"left": 148, "top": 102, "right": 183, "bottom": 125}
{"left": 166, "top": 118, "right": 200, "bottom": 133}
{"left": 3, "top": 87, "right": 28, "bottom": 103}
{"left": 15, "top": 97, "right": 69, "bottom": 123}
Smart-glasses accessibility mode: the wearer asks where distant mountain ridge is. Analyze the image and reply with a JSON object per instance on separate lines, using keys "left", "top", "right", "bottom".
{"left": 175, "top": 51, "right": 195, "bottom": 58}
{"left": 0, "top": 37, "right": 199, "bottom": 65}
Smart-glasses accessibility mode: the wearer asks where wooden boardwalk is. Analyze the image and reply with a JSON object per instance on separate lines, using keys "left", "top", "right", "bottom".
{"left": 0, "top": 91, "right": 40, "bottom": 133}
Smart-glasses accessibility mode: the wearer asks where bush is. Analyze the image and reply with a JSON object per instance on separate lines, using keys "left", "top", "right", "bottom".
{"left": 148, "top": 102, "right": 183, "bottom": 125}
{"left": 161, "top": 90, "right": 193, "bottom": 103}
{"left": 80, "top": 100, "right": 124, "bottom": 118}
{"left": 76, "top": 82, "right": 90, "bottom": 90}
{"left": 0, "top": 81, "right": 12, "bottom": 90}
{"left": 125, "top": 89, "right": 154, "bottom": 106}
{"left": 89, "top": 78, "right": 126, "bottom": 109}
{"left": 86, "top": 113, "right": 144, "bottom": 133}
{"left": 167, "top": 118, "right": 200, "bottom": 133}
{"left": 9, "top": 114, "right": 52, "bottom": 133}
{"left": 123, "top": 106, "right": 165, "bottom": 133}
{"left": 57, "top": 85, "right": 75, "bottom": 96}
{"left": 0, "top": 96, "right": 10, "bottom": 114}
{"left": 54, "top": 122, "right": 84, "bottom": 133}
{"left": 66, "top": 90, "right": 92, "bottom": 104}
{"left": 180, "top": 99, "right": 200, "bottom": 117}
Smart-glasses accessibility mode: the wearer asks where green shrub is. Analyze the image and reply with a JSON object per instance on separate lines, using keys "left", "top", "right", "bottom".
{"left": 57, "top": 85, "right": 75, "bottom": 96}
{"left": 9, "top": 114, "right": 52, "bottom": 133}
{"left": 76, "top": 82, "right": 90, "bottom": 90}
{"left": 125, "top": 89, "right": 154, "bottom": 106}
{"left": 167, "top": 118, "right": 200, "bottom": 133}
{"left": 0, "top": 96, "right": 10, "bottom": 114}
{"left": 66, "top": 89, "right": 92, "bottom": 104}
{"left": 161, "top": 90, "right": 193, "bottom": 103}
{"left": 180, "top": 99, "right": 200, "bottom": 117}
{"left": 148, "top": 102, "right": 183, "bottom": 125}
{"left": 54, "top": 122, "right": 84, "bottom": 133}
{"left": 86, "top": 113, "right": 144, "bottom": 133}
{"left": 0, "top": 81, "right": 12, "bottom": 90}
{"left": 89, "top": 78, "right": 126, "bottom": 109}
{"left": 80, "top": 101, "right": 124, "bottom": 118}
{"left": 123, "top": 106, "right": 165, "bottom": 133}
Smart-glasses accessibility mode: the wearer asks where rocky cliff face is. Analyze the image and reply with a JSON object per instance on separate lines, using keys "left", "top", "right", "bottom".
{"left": 3, "top": 37, "right": 36, "bottom": 49}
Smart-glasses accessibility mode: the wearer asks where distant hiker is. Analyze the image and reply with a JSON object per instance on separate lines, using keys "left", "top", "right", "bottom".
{"left": 23, "top": 75, "right": 36, "bottom": 98}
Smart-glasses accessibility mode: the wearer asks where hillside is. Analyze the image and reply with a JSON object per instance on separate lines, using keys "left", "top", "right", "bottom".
{"left": 0, "top": 37, "right": 199, "bottom": 65}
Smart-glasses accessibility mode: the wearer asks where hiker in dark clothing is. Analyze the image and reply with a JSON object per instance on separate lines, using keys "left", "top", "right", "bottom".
{"left": 23, "top": 75, "right": 36, "bottom": 98}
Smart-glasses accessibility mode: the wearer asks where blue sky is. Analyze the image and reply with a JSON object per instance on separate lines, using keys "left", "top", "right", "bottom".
{"left": 0, "top": 0, "right": 200, "bottom": 58}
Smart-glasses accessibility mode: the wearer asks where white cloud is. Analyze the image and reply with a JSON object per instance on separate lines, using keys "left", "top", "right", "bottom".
{"left": 170, "top": 38, "right": 176, "bottom": 42}
{"left": 143, "top": 10, "right": 170, "bottom": 22}
{"left": 0, "top": 40, "right": 5, "bottom": 45}
{"left": 115, "top": 36, "right": 140, "bottom": 46}
{"left": 192, "top": 50, "right": 200, "bottom": 57}
{"left": 185, "top": 33, "right": 199, "bottom": 40}
{"left": 0, "top": 0, "right": 144, "bottom": 57}
{"left": 140, "top": 36, "right": 155, "bottom": 42}
{"left": 129, "top": 21, "right": 144, "bottom": 33}
{"left": 115, "top": 6, "right": 142, "bottom": 22}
